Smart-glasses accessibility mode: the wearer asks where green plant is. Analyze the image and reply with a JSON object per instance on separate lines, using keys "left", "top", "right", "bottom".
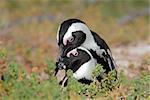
{"left": 127, "top": 72, "right": 150, "bottom": 99}
{"left": 0, "top": 59, "right": 149, "bottom": 99}
{"left": 63, "top": 64, "right": 119, "bottom": 98}
{"left": 1, "top": 60, "right": 61, "bottom": 100}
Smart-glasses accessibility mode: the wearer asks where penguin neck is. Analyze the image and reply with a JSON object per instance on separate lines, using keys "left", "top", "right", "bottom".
{"left": 82, "top": 31, "right": 106, "bottom": 59}
{"left": 82, "top": 34, "right": 101, "bottom": 57}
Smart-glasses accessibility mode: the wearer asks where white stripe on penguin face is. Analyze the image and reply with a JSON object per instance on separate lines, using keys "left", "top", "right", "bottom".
{"left": 63, "top": 22, "right": 91, "bottom": 46}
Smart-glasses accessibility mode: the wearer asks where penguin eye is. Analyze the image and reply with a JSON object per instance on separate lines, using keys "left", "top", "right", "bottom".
{"left": 74, "top": 52, "right": 78, "bottom": 56}
{"left": 68, "top": 37, "right": 74, "bottom": 42}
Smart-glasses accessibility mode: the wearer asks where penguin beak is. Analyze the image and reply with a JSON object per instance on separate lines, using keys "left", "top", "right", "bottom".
{"left": 55, "top": 61, "right": 68, "bottom": 87}
{"left": 56, "top": 61, "right": 66, "bottom": 69}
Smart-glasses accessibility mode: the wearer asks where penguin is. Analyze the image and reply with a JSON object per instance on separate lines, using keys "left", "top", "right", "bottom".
{"left": 56, "top": 19, "right": 116, "bottom": 74}
{"left": 56, "top": 47, "right": 97, "bottom": 85}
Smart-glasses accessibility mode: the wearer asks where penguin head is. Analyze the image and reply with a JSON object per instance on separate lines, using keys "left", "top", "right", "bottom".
{"left": 56, "top": 47, "right": 96, "bottom": 80}
{"left": 56, "top": 47, "right": 91, "bottom": 73}
{"left": 57, "top": 19, "right": 92, "bottom": 58}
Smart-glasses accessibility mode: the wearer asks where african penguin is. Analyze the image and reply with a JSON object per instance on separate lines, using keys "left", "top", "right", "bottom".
{"left": 56, "top": 47, "right": 97, "bottom": 84}
{"left": 56, "top": 19, "right": 116, "bottom": 74}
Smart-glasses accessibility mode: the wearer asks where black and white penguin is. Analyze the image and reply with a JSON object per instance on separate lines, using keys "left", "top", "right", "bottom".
{"left": 56, "top": 47, "right": 97, "bottom": 84}
{"left": 56, "top": 19, "right": 116, "bottom": 74}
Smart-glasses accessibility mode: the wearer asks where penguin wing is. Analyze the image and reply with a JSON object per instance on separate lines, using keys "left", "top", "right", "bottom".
{"left": 91, "top": 31, "right": 110, "bottom": 50}
{"left": 91, "top": 31, "right": 116, "bottom": 71}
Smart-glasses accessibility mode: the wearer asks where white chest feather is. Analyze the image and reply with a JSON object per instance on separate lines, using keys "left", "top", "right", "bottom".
{"left": 73, "top": 59, "right": 96, "bottom": 80}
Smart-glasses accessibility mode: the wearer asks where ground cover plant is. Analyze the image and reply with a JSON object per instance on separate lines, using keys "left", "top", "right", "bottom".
{"left": 0, "top": 49, "right": 150, "bottom": 99}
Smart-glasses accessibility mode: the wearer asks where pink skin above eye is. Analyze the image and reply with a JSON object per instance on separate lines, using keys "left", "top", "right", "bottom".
{"left": 63, "top": 38, "right": 68, "bottom": 45}
{"left": 63, "top": 36, "right": 74, "bottom": 45}
{"left": 67, "top": 49, "right": 79, "bottom": 57}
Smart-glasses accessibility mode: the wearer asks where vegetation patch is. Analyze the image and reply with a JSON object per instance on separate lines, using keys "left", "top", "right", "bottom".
{"left": 0, "top": 51, "right": 149, "bottom": 99}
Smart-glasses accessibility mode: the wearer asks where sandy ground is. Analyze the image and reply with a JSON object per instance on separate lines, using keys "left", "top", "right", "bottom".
{"left": 113, "top": 42, "right": 150, "bottom": 67}
{"left": 112, "top": 41, "right": 150, "bottom": 78}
